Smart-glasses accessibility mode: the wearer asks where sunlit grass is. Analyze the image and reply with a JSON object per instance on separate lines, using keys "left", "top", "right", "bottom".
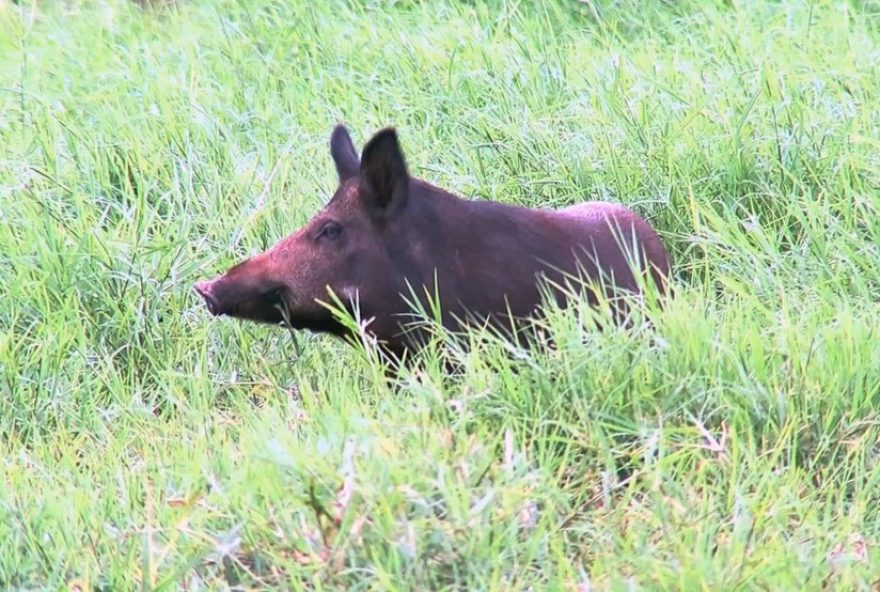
{"left": 1, "top": 0, "right": 879, "bottom": 588}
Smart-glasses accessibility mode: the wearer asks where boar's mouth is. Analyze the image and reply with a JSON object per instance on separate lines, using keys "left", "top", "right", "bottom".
{"left": 195, "top": 281, "right": 346, "bottom": 333}
{"left": 194, "top": 281, "right": 286, "bottom": 323}
{"left": 193, "top": 281, "right": 221, "bottom": 316}
{"left": 236, "top": 288, "right": 287, "bottom": 323}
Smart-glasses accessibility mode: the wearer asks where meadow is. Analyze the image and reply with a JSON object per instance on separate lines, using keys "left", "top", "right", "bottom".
{"left": 2, "top": 0, "right": 880, "bottom": 588}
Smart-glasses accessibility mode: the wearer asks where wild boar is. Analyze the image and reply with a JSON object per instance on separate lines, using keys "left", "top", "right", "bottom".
{"left": 194, "top": 124, "right": 671, "bottom": 364}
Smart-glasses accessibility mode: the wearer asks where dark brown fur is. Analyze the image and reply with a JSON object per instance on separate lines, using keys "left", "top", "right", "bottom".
{"left": 194, "top": 125, "right": 671, "bottom": 364}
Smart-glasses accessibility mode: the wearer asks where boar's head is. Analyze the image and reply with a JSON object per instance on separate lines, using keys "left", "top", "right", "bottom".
{"left": 194, "top": 125, "right": 421, "bottom": 350}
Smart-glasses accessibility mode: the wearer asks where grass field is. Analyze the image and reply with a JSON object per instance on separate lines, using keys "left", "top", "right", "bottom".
{"left": 2, "top": 0, "right": 880, "bottom": 588}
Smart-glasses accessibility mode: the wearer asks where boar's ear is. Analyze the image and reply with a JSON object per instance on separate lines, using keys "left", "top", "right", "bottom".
{"left": 330, "top": 124, "right": 360, "bottom": 182}
{"left": 359, "top": 127, "right": 409, "bottom": 214}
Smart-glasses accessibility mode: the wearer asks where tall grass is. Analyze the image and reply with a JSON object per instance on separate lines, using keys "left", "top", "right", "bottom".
{"left": 1, "top": 0, "right": 880, "bottom": 588}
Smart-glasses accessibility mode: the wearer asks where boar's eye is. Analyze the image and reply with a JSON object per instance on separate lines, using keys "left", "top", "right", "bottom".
{"left": 317, "top": 221, "right": 343, "bottom": 241}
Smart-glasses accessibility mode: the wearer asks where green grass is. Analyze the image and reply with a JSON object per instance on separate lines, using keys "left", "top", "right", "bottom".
{"left": 2, "top": 0, "right": 880, "bottom": 588}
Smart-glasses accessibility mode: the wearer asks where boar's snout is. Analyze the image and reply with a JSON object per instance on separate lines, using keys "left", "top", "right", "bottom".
{"left": 194, "top": 280, "right": 221, "bottom": 316}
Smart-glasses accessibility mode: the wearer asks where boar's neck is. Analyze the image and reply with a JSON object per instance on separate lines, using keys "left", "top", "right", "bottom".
{"left": 397, "top": 182, "right": 585, "bottom": 331}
